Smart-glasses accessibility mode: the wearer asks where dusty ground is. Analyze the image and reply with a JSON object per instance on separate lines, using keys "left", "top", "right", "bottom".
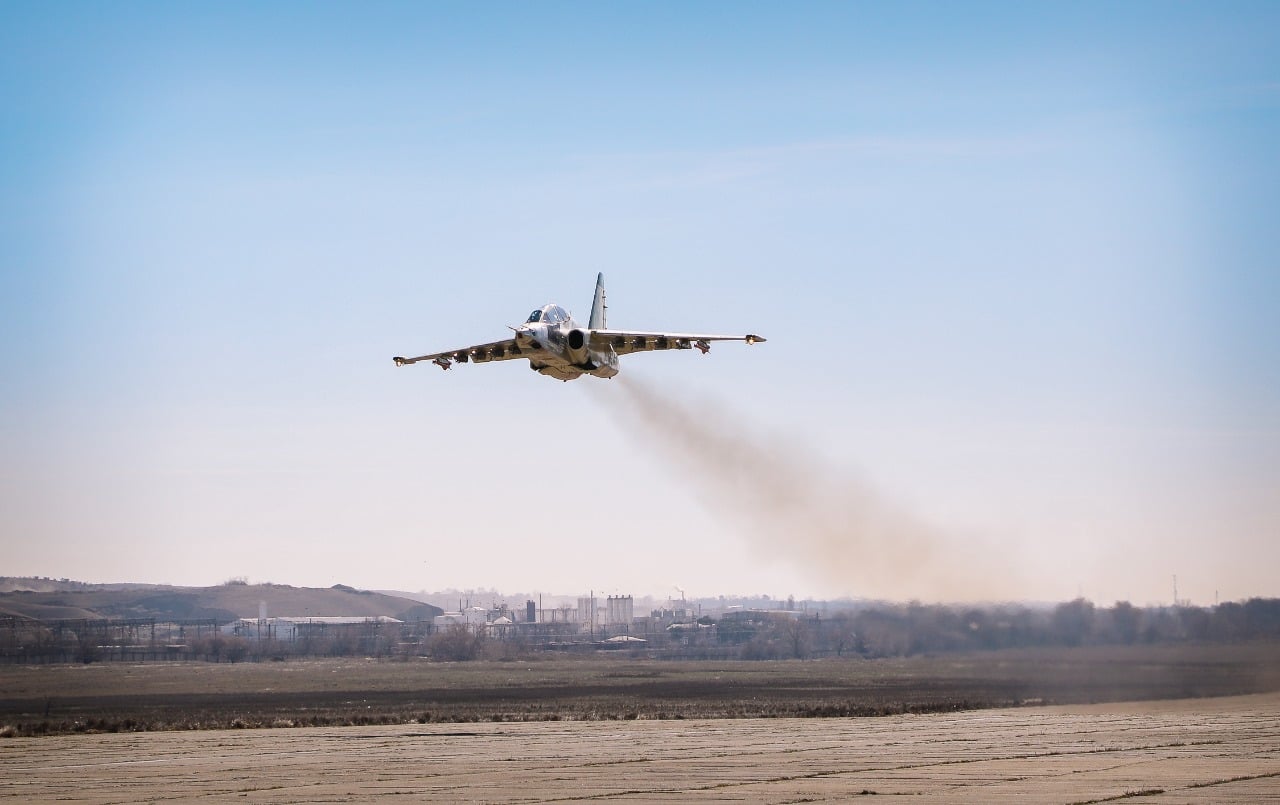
{"left": 6, "top": 644, "right": 1280, "bottom": 732}
{"left": 2, "top": 692, "right": 1277, "bottom": 803}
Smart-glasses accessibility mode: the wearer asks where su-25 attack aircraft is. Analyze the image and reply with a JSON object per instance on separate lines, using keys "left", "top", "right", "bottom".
{"left": 393, "top": 273, "right": 766, "bottom": 381}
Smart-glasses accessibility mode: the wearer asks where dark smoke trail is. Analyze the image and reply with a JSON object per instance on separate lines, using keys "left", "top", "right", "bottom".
{"left": 596, "top": 375, "right": 1002, "bottom": 600}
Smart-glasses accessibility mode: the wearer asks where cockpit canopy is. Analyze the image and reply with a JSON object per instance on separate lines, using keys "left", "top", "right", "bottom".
{"left": 526, "top": 304, "right": 568, "bottom": 325}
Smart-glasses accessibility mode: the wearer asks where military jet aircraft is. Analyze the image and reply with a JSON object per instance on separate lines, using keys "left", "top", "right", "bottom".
{"left": 393, "top": 273, "right": 766, "bottom": 381}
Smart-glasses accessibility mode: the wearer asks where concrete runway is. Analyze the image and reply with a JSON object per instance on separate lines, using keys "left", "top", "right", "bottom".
{"left": 2, "top": 693, "right": 1277, "bottom": 803}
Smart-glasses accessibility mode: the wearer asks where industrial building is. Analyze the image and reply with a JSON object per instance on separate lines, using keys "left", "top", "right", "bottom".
{"left": 223, "top": 616, "right": 402, "bottom": 642}
{"left": 606, "top": 596, "right": 634, "bottom": 630}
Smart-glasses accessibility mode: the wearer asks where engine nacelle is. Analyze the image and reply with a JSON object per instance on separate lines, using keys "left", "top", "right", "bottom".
{"left": 566, "top": 328, "right": 590, "bottom": 364}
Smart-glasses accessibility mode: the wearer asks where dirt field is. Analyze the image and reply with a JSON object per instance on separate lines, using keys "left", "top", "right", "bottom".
{"left": 4, "top": 643, "right": 1279, "bottom": 734}
{"left": 2, "top": 692, "right": 1277, "bottom": 803}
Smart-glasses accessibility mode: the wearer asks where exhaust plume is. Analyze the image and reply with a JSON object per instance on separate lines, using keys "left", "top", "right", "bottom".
{"left": 597, "top": 376, "right": 1007, "bottom": 601}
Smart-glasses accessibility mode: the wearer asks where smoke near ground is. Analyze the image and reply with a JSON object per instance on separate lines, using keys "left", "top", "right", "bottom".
{"left": 596, "top": 375, "right": 1013, "bottom": 601}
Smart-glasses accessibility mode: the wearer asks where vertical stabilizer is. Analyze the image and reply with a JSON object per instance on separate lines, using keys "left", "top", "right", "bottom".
{"left": 588, "top": 272, "right": 607, "bottom": 329}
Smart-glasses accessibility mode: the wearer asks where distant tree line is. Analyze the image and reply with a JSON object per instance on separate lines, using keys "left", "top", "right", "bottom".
{"left": 709, "top": 598, "right": 1280, "bottom": 660}
{"left": 3, "top": 599, "right": 1278, "bottom": 663}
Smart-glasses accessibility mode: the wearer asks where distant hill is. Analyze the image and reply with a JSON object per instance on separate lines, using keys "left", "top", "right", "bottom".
{"left": 0, "top": 580, "right": 442, "bottom": 624}
{"left": 0, "top": 577, "right": 162, "bottom": 594}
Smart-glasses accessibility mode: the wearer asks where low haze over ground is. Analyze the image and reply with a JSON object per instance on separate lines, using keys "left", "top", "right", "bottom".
{"left": 2, "top": 3, "right": 1277, "bottom": 605}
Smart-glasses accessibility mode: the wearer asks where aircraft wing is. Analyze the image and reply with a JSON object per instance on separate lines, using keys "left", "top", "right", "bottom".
{"left": 589, "top": 329, "right": 766, "bottom": 357}
{"left": 393, "top": 337, "right": 527, "bottom": 370}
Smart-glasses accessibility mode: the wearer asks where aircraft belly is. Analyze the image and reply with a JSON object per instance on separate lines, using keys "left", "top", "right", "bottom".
{"left": 526, "top": 346, "right": 615, "bottom": 381}
{"left": 528, "top": 353, "right": 585, "bottom": 381}
{"left": 536, "top": 364, "right": 583, "bottom": 381}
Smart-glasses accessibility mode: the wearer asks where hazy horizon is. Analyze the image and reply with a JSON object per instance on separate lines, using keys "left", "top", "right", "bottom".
{"left": 1, "top": 572, "right": 1250, "bottom": 610}
{"left": 3, "top": 4, "right": 1277, "bottom": 607}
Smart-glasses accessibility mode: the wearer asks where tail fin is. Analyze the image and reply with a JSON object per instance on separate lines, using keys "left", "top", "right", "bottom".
{"left": 588, "top": 272, "right": 607, "bottom": 329}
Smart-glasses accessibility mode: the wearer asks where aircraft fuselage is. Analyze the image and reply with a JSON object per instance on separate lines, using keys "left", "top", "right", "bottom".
{"left": 514, "top": 304, "right": 619, "bottom": 381}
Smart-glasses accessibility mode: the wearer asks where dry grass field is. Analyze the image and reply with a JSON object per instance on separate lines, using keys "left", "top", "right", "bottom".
{"left": 1, "top": 692, "right": 1277, "bottom": 803}
{"left": 2, "top": 642, "right": 1279, "bottom": 735}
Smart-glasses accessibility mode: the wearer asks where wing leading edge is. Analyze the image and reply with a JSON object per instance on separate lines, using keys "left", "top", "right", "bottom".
{"left": 393, "top": 337, "right": 527, "bottom": 370}
{"left": 589, "top": 329, "right": 766, "bottom": 357}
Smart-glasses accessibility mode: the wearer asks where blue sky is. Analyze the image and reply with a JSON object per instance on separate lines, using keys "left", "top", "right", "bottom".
{"left": 2, "top": 2, "right": 1277, "bottom": 604}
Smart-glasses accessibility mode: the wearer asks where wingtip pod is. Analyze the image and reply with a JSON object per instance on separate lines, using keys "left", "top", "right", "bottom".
{"left": 745, "top": 334, "right": 766, "bottom": 344}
